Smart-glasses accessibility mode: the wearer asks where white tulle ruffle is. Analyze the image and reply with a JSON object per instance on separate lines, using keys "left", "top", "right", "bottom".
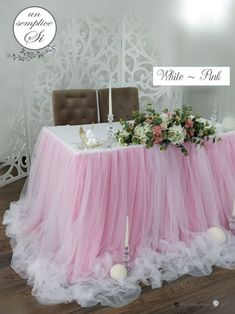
{"left": 3, "top": 202, "right": 235, "bottom": 308}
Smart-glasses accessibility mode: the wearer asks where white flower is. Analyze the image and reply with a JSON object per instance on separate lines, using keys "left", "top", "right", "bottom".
{"left": 121, "top": 130, "right": 131, "bottom": 138}
{"left": 134, "top": 123, "right": 152, "bottom": 144}
{"left": 197, "top": 117, "right": 206, "bottom": 124}
{"left": 212, "top": 300, "right": 220, "bottom": 307}
{"left": 168, "top": 124, "right": 186, "bottom": 145}
{"left": 160, "top": 113, "right": 170, "bottom": 129}
{"left": 204, "top": 124, "right": 213, "bottom": 130}
{"left": 197, "top": 118, "right": 212, "bottom": 126}
{"left": 197, "top": 117, "right": 213, "bottom": 129}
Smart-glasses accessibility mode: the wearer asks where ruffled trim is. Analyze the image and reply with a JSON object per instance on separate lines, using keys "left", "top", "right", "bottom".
{"left": 3, "top": 203, "right": 235, "bottom": 307}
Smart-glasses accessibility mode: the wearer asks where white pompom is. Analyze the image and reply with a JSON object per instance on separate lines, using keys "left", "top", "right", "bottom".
{"left": 222, "top": 116, "right": 235, "bottom": 131}
{"left": 110, "top": 264, "right": 128, "bottom": 280}
{"left": 207, "top": 227, "right": 226, "bottom": 245}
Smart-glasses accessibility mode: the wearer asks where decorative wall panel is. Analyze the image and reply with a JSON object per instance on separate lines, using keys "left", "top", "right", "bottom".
{"left": 0, "top": 104, "right": 29, "bottom": 187}
{"left": 121, "top": 13, "right": 167, "bottom": 110}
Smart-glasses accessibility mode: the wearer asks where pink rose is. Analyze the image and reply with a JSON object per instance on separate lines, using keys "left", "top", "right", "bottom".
{"left": 185, "top": 118, "right": 194, "bottom": 129}
{"left": 153, "top": 125, "right": 163, "bottom": 144}
{"left": 153, "top": 125, "right": 163, "bottom": 136}
{"left": 154, "top": 136, "right": 163, "bottom": 144}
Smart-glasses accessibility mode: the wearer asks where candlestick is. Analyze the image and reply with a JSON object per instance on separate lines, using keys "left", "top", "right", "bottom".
{"left": 105, "top": 113, "right": 114, "bottom": 148}
{"left": 233, "top": 200, "right": 235, "bottom": 216}
{"left": 125, "top": 216, "right": 129, "bottom": 248}
{"left": 230, "top": 217, "right": 235, "bottom": 232}
{"left": 230, "top": 200, "right": 235, "bottom": 234}
{"left": 211, "top": 102, "right": 218, "bottom": 126}
{"left": 109, "top": 82, "right": 112, "bottom": 115}
{"left": 123, "top": 216, "right": 130, "bottom": 270}
{"left": 123, "top": 246, "right": 130, "bottom": 271}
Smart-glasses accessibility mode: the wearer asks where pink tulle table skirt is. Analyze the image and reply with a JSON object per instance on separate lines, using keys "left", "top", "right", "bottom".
{"left": 3, "top": 126, "right": 235, "bottom": 307}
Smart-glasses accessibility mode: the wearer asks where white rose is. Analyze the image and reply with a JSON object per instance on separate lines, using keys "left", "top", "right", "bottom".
{"left": 168, "top": 124, "right": 186, "bottom": 145}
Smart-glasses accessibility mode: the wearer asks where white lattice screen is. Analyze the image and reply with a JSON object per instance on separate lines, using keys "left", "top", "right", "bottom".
{"left": 182, "top": 87, "right": 218, "bottom": 120}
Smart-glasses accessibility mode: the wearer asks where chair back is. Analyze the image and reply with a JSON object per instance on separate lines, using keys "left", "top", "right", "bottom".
{"left": 52, "top": 89, "right": 98, "bottom": 125}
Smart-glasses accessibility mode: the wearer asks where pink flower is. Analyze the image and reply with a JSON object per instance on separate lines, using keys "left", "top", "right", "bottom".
{"left": 154, "top": 136, "right": 163, "bottom": 144}
{"left": 185, "top": 118, "right": 194, "bottom": 129}
{"left": 153, "top": 125, "right": 163, "bottom": 136}
{"left": 153, "top": 125, "right": 163, "bottom": 144}
{"left": 188, "top": 129, "right": 195, "bottom": 137}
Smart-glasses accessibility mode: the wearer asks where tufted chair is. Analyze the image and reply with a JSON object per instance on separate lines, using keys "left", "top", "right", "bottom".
{"left": 52, "top": 89, "right": 98, "bottom": 126}
{"left": 98, "top": 87, "right": 139, "bottom": 123}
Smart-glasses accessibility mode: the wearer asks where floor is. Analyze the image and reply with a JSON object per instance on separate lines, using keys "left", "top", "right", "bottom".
{"left": 0, "top": 178, "right": 235, "bottom": 314}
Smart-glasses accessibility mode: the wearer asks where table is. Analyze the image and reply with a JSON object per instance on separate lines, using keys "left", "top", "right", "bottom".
{"left": 3, "top": 122, "right": 235, "bottom": 307}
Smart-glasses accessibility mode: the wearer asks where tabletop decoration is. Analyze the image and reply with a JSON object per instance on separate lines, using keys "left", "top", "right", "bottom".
{"left": 79, "top": 127, "right": 101, "bottom": 148}
{"left": 116, "top": 104, "right": 219, "bottom": 156}
{"left": 210, "top": 103, "right": 218, "bottom": 125}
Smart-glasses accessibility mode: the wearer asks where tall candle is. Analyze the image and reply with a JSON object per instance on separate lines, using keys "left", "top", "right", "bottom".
{"left": 109, "top": 81, "right": 112, "bottom": 115}
{"left": 233, "top": 200, "right": 235, "bottom": 216}
{"left": 125, "top": 216, "right": 129, "bottom": 247}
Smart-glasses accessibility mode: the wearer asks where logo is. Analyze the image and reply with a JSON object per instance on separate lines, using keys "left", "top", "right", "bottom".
{"left": 13, "top": 6, "right": 56, "bottom": 50}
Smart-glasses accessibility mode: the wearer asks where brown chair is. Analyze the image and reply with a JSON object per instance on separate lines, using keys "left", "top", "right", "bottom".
{"left": 52, "top": 89, "right": 98, "bottom": 125}
{"left": 98, "top": 87, "right": 139, "bottom": 122}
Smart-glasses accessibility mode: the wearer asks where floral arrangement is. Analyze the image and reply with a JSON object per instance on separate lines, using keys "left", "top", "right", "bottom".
{"left": 116, "top": 105, "right": 219, "bottom": 156}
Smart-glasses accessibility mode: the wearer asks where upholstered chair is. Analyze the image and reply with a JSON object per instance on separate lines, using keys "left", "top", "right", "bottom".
{"left": 52, "top": 89, "right": 98, "bottom": 125}
{"left": 98, "top": 87, "right": 139, "bottom": 123}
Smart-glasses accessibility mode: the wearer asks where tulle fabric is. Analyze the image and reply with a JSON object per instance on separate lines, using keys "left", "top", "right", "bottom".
{"left": 3, "top": 127, "right": 235, "bottom": 307}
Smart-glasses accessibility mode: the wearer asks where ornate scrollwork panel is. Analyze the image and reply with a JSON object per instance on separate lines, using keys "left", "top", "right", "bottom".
{"left": 0, "top": 105, "right": 29, "bottom": 187}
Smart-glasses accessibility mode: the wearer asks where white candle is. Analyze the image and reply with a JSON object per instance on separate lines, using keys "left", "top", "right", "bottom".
{"left": 233, "top": 200, "right": 235, "bottom": 216}
{"left": 125, "top": 216, "right": 129, "bottom": 247}
{"left": 109, "top": 81, "right": 112, "bottom": 115}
